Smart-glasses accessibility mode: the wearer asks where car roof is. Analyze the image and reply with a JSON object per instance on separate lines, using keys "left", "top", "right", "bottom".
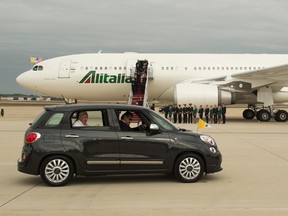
{"left": 44, "top": 103, "right": 151, "bottom": 112}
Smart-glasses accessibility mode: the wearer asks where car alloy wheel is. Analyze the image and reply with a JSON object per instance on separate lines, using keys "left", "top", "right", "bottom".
{"left": 40, "top": 156, "right": 74, "bottom": 186}
{"left": 175, "top": 153, "right": 204, "bottom": 183}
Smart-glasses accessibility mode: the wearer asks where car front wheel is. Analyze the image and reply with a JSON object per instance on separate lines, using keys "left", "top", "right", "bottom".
{"left": 40, "top": 156, "right": 74, "bottom": 186}
{"left": 174, "top": 153, "right": 204, "bottom": 183}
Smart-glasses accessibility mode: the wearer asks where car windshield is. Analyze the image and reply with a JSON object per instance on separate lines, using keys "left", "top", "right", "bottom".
{"left": 148, "top": 110, "right": 178, "bottom": 131}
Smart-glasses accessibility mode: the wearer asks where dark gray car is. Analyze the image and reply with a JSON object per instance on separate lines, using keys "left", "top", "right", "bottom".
{"left": 18, "top": 104, "right": 222, "bottom": 186}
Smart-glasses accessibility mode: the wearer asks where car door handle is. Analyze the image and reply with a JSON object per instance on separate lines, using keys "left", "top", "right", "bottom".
{"left": 121, "top": 136, "right": 134, "bottom": 140}
{"left": 65, "top": 134, "right": 80, "bottom": 138}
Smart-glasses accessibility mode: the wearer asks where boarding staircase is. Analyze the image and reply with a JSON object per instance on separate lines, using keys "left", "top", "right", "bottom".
{"left": 128, "top": 60, "right": 152, "bottom": 108}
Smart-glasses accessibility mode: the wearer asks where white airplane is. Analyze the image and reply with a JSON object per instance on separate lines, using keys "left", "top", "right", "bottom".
{"left": 16, "top": 52, "right": 288, "bottom": 122}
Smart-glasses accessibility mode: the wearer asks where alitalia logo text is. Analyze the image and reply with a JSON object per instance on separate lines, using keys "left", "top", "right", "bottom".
{"left": 79, "top": 71, "right": 131, "bottom": 84}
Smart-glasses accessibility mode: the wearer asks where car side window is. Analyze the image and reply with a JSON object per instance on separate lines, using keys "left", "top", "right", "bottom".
{"left": 116, "top": 110, "right": 149, "bottom": 132}
{"left": 45, "top": 113, "right": 64, "bottom": 127}
{"left": 71, "top": 110, "right": 109, "bottom": 128}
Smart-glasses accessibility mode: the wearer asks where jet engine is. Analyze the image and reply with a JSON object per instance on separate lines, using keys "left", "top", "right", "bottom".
{"left": 159, "top": 83, "right": 235, "bottom": 105}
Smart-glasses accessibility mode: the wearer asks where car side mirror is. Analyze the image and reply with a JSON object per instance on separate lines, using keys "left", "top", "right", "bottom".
{"left": 147, "top": 124, "right": 160, "bottom": 136}
{"left": 150, "top": 123, "right": 159, "bottom": 131}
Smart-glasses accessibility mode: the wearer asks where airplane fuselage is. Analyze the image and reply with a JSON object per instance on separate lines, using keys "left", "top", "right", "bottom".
{"left": 17, "top": 53, "right": 288, "bottom": 105}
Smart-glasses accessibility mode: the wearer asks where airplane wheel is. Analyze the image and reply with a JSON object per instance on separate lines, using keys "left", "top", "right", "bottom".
{"left": 243, "top": 109, "right": 255, "bottom": 119}
{"left": 275, "top": 110, "right": 288, "bottom": 122}
{"left": 256, "top": 109, "right": 271, "bottom": 122}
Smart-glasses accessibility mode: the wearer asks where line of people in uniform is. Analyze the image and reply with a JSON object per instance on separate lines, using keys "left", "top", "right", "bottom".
{"left": 162, "top": 103, "right": 226, "bottom": 124}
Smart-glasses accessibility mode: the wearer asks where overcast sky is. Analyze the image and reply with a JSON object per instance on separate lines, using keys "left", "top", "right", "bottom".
{"left": 1, "top": 0, "right": 288, "bottom": 94}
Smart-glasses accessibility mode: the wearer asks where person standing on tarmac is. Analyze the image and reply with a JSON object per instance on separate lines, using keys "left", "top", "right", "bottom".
{"left": 217, "top": 104, "right": 222, "bottom": 124}
{"left": 187, "top": 103, "right": 193, "bottom": 123}
{"left": 168, "top": 105, "right": 173, "bottom": 121}
{"left": 193, "top": 105, "right": 198, "bottom": 123}
{"left": 209, "top": 105, "right": 214, "bottom": 124}
{"left": 204, "top": 105, "right": 210, "bottom": 123}
{"left": 173, "top": 105, "right": 178, "bottom": 123}
{"left": 198, "top": 105, "right": 204, "bottom": 120}
{"left": 213, "top": 104, "right": 218, "bottom": 123}
{"left": 1, "top": 107, "right": 4, "bottom": 117}
{"left": 183, "top": 104, "right": 188, "bottom": 123}
{"left": 178, "top": 104, "right": 183, "bottom": 123}
{"left": 222, "top": 103, "right": 227, "bottom": 124}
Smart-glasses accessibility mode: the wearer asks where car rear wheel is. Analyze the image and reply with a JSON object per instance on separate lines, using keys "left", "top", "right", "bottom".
{"left": 174, "top": 153, "right": 204, "bottom": 183}
{"left": 40, "top": 155, "right": 74, "bottom": 186}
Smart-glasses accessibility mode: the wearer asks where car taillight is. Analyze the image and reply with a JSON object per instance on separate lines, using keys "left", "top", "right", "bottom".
{"left": 25, "top": 132, "right": 41, "bottom": 144}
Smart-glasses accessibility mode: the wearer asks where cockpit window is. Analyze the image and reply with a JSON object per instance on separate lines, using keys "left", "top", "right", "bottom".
{"left": 32, "top": 65, "right": 43, "bottom": 71}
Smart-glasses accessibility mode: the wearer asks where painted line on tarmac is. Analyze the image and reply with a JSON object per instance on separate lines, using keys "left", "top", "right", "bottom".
{"left": 0, "top": 181, "right": 42, "bottom": 208}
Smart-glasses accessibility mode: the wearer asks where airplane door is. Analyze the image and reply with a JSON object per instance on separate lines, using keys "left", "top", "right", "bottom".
{"left": 126, "top": 59, "right": 137, "bottom": 76}
{"left": 58, "top": 60, "right": 71, "bottom": 78}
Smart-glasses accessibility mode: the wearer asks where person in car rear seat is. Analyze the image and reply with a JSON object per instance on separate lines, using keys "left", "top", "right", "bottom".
{"left": 73, "top": 111, "right": 89, "bottom": 127}
{"left": 119, "top": 111, "right": 146, "bottom": 131}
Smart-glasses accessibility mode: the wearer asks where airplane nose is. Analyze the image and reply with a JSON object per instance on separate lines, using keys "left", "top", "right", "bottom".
{"left": 16, "top": 71, "right": 34, "bottom": 90}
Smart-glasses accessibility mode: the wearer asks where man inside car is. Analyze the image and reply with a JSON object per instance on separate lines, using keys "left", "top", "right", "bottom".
{"left": 119, "top": 111, "right": 146, "bottom": 131}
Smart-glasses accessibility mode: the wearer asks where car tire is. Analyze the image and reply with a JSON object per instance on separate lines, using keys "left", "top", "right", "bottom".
{"left": 40, "top": 155, "right": 74, "bottom": 186}
{"left": 174, "top": 153, "right": 204, "bottom": 183}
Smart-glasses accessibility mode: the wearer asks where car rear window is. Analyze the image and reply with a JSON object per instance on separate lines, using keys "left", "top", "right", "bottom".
{"left": 45, "top": 113, "right": 64, "bottom": 127}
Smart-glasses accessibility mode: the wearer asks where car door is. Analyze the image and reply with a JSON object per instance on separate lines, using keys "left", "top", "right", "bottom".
{"left": 61, "top": 110, "right": 120, "bottom": 172}
{"left": 115, "top": 110, "right": 172, "bottom": 171}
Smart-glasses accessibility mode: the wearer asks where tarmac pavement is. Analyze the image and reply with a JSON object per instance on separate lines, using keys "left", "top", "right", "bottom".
{"left": 0, "top": 104, "right": 288, "bottom": 215}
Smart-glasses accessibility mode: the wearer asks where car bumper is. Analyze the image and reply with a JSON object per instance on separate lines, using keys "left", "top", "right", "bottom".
{"left": 205, "top": 151, "right": 222, "bottom": 174}
{"left": 17, "top": 157, "right": 39, "bottom": 175}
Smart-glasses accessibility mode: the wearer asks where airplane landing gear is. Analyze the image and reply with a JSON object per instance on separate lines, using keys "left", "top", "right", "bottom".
{"left": 242, "top": 105, "right": 288, "bottom": 122}
{"left": 242, "top": 109, "right": 255, "bottom": 120}
{"left": 256, "top": 109, "right": 271, "bottom": 122}
{"left": 274, "top": 110, "right": 288, "bottom": 122}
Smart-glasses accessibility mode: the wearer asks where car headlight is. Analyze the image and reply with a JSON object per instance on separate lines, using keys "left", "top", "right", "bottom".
{"left": 200, "top": 135, "right": 216, "bottom": 145}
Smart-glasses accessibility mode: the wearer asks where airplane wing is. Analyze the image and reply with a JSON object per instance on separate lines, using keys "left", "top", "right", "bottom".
{"left": 232, "top": 64, "right": 288, "bottom": 82}
{"left": 183, "top": 64, "right": 288, "bottom": 95}
{"left": 193, "top": 64, "right": 288, "bottom": 90}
